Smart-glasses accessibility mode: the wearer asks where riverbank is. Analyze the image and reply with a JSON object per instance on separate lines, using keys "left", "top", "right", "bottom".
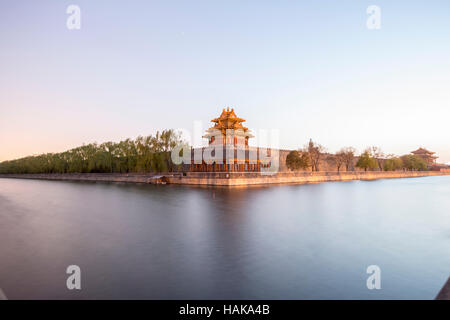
{"left": 1, "top": 170, "right": 450, "bottom": 186}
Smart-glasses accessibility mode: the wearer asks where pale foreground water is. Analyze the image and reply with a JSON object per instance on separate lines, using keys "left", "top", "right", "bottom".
{"left": 0, "top": 176, "right": 449, "bottom": 299}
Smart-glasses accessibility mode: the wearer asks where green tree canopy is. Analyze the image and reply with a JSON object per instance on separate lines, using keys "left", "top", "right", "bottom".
{"left": 0, "top": 129, "right": 185, "bottom": 174}
{"left": 286, "top": 150, "right": 310, "bottom": 171}
{"left": 356, "top": 150, "right": 378, "bottom": 172}
{"left": 383, "top": 157, "right": 403, "bottom": 171}
{"left": 400, "top": 155, "right": 428, "bottom": 171}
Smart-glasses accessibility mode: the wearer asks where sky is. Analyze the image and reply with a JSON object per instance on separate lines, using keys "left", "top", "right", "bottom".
{"left": 1, "top": 0, "right": 450, "bottom": 162}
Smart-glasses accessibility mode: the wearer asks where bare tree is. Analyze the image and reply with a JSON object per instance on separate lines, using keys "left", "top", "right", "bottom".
{"left": 333, "top": 151, "right": 347, "bottom": 172}
{"left": 304, "top": 139, "right": 326, "bottom": 172}
{"left": 339, "top": 147, "right": 356, "bottom": 171}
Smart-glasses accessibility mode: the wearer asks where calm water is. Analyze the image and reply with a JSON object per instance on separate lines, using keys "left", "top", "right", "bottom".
{"left": 0, "top": 176, "right": 449, "bottom": 299}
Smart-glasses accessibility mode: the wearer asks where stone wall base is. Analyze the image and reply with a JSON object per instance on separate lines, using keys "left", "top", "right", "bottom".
{"left": 2, "top": 171, "right": 450, "bottom": 186}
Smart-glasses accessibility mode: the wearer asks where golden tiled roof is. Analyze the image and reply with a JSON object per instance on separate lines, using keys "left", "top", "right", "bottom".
{"left": 209, "top": 107, "right": 249, "bottom": 133}
{"left": 411, "top": 147, "right": 435, "bottom": 155}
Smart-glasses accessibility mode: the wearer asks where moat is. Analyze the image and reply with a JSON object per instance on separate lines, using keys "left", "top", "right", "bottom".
{"left": 0, "top": 176, "right": 449, "bottom": 299}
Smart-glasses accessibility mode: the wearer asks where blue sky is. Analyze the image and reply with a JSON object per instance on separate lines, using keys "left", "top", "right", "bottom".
{"left": 1, "top": 1, "right": 450, "bottom": 162}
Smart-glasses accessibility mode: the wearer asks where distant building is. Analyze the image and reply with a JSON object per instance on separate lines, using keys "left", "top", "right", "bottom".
{"left": 411, "top": 148, "right": 438, "bottom": 166}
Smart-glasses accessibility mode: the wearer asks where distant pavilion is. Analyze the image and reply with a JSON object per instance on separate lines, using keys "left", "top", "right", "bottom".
{"left": 411, "top": 148, "right": 438, "bottom": 165}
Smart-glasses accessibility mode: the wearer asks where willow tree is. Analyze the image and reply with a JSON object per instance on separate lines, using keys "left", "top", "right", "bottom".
{"left": 0, "top": 129, "right": 186, "bottom": 174}
{"left": 383, "top": 157, "right": 403, "bottom": 171}
{"left": 400, "top": 155, "right": 427, "bottom": 171}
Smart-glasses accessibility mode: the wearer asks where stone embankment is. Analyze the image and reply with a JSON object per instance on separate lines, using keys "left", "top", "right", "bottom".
{"left": 1, "top": 171, "right": 450, "bottom": 186}
{"left": 169, "top": 171, "right": 450, "bottom": 186}
{"left": 0, "top": 173, "right": 172, "bottom": 184}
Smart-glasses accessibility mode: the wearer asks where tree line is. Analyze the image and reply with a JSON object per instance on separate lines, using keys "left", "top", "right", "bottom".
{"left": 0, "top": 135, "right": 431, "bottom": 174}
{"left": 286, "top": 139, "right": 429, "bottom": 172}
{"left": 0, "top": 130, "right": 184, "bottom": 174}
